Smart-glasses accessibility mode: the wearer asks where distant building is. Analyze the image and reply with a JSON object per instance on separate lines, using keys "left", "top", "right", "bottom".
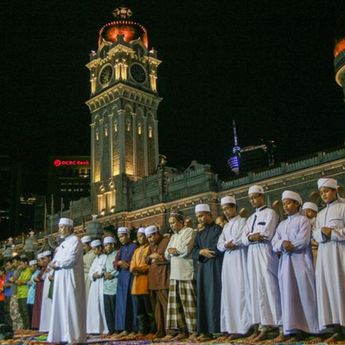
{"left": 240, "top": 140, "right": 277, "bottom": 173}
{"left": 47, "top": 156, "right": 90, "bottom": 213}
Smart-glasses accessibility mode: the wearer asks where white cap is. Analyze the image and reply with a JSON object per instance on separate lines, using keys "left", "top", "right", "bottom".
{"left": 302, "top": 202, "right": 318, "bottom": 212}
{"left": 318, "top": 178, "right": 337, "bottom": 190}
{"left": 42, "top": 250, "right": 52, "bottom": 257}
{"left": 81, "top": 235, "right": 92, "bottom": 244}
{"left": 248, "top": 185, "right": 264, "bottom": 195}
{"left": 117, "top": 227, "right": 128, "bottom": 235}
{"left": 29, "top": 259, "right": 37, "bottom": 266}
{"left": 145, "top": 225, "right": 159, "bottom": 237}
{"left": 103, "top": 236, "right": 115, "bottom": 245}
{"left": 282, "top": 190, "right": 303, "bottom": 205}
{"left": 37, "top": 252, "right": 45, "bottom": 259}
{"left": 59, "top": 217, "right": 73, "bottom": 227}
{"left": 137, "top": 227, "right": 146, "bottom": 234}
{"left": 90, "top": 239, "right": 102, "bottom": 248}
{"left": 195, "top": 204, "right": 211, "bottom": 214}
{"left": 220, "top": 196, "right": 236, "bottom": 206}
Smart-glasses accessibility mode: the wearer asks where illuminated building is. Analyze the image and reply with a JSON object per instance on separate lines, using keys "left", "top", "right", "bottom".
{"left": 335, "top": 38, "right": 345, "bottom": 101}
{"left": 86, "top": 7, "right": 161, "bottom": 215}
{"left": 47, "top": 156, "right": 90, "bottom": 213}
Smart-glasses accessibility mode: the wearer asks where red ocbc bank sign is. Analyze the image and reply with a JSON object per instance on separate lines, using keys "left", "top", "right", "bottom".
{"left": 53, "top": 159, "right": 90, "bottom": 167}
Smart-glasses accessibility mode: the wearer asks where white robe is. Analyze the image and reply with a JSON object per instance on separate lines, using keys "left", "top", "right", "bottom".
{"left": 39, "top": 269, "right": 53, "bottom": 332}
{"left": 86, "top": 253, "right": 108, "bottom": 334}
{"left": 217, "top": 215, "right": 251, "bottom": 334}
{"left": 272, "top": 213, "right": 319, "bottom": 334}
{"left": 83, "top": 250, "right": 96, "bottom": 302}
{"left": 313, "top": 200, "right": 345, "bottom": 330}
{"left": 242, "top": 206, "right": 281, "bottom": 327}
{"left": 47, "top": 234, "right": 86, "bottom": 343}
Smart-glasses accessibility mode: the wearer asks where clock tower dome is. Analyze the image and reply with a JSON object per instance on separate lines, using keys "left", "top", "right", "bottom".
{"left": 86, "top": 7, "right": 162, "bottom": 214}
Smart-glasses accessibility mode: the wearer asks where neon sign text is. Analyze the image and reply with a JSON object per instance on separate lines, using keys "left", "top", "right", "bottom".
{"left": 53, "top": 159, "right": 90, "bottom": 167}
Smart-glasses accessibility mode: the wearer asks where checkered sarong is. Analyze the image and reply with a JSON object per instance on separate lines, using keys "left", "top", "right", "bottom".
{"left": 166, "top": 279, "right": 197, "bottom": 333}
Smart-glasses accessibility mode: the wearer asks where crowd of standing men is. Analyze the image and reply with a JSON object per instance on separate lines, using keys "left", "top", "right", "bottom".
{"left": 0, "top": 176, "right": 344, "bottom": 344}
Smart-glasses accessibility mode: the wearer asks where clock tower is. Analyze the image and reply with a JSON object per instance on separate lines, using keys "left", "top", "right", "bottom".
{"left": 86, "top": 7, "right": 162, "bottom": 214}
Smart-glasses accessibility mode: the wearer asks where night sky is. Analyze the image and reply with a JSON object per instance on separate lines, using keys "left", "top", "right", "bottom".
{"left": 1, "top": 0, "right": 345, "bottom": 194}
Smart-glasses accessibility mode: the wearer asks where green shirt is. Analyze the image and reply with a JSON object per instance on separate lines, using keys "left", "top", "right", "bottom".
{"left": 17, "top": 267, "right": 32, "bottom": 299}
{"left": 103, "top": 250, "right": 118, "bottom": 295}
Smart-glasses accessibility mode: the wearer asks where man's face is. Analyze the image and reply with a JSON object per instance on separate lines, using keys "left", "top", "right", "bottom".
{"left": 249, "top": 193, "right": 265, "bottom": 208}
{"left": 196, "top": 212, "right": 212, "bottom": 226}
{"left": 104, "top": 243, "right": 114, "bottom": 254}
{"left": 283, "top": 199, "right": 299, "bottom": 215}
{"left": 184, "top": 218, "right": 193, "bottom": 228}
{"left": 83, "top": 242, "right": 91, "bottom": 253}
{"left": 118, "top": 233, "right": 129, "bottom": 245}
{"left": 5, "top": 261, "right": 12, "bottom": 271}
{"left": 12, "top": 259, "right": 19, "bottom": 268}
{"left": 169, "top": 217, "right": 184, "bottom": 233}
{"left": 59, "top": 224, "right": 72, "bottom": 238}
{"left": 93, "top": 246, "right": 102, "bottom": 255}
{"left": 147, "top": 232, "right": 160, "bottom": 245}
{"left": 320, "top": 187, "right": 337, "bottom": 204}
{"left": 303, "top": 209, "right": 317, "bottom": 219}
{"left": 221, "top": 204, "right": 237, "bottom": 220}
{"left": 41, "top": 257, "right": 49, "bottom": 267}
{"left": 137, "top": 232, "right": 147, "bottom": 245}
{"left": 30, "top": 264, "right": 37, "bottom": 271}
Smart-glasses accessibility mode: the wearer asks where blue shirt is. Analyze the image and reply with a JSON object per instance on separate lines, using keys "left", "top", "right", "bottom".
{"left": 4, "top": 271, "right": 13, "bottom": 297}
{"left": 27, "top": 269, "right": 40, "bottom": 304}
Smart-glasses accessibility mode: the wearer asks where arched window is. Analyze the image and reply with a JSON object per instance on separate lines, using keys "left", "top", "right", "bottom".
{"left": 114, "top": 121, "right": 118, "bottom": 133}
{"left": 148, "top": 126, "right": 153, "bottom": 138}
{"left": 95, "top": 128, "right": 99, "bottom": 141}
{"left": 138, "top": 122, "right": 142, "bottom": 135}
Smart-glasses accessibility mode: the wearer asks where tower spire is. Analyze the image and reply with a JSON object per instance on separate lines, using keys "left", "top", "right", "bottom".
{"left": 227, "top": 120, "right": 241, "bottom": 175}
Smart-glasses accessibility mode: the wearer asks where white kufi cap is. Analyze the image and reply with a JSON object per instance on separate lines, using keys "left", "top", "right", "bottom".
{"left": 37, "top": 252, "right": 45, "bottom": 259}
{"left": 29, "top": 259, "right": 37, "bottom": 266}
{"left": 145, "top": 225, "right": 159, "bottom": 237}
{"left": 117, "top": 227, "right": 128, "bottom": 235}
{"left": 59, "top": 217, "right": 73, "bottom": 227}
{"left": 282, "top": 190, "right": 303, "bottom": 205}
{"left": 81, "top": 235, "right": 92, "bottom": 244}
{"left": 248, "top": 185, "right": 264, "bottom": 195}
{"left": 90, "top": 239, "right": 102, "bottom": 248}
{"left": 302, "top": 202, "right": 318, "bottom": 212}
{"left": 220, "top": 196, "right": 236, "bottom": 205}
{"left": 317, "top": 178, "right": 337, "bottom": 190}
{"left": 103, "top": 236, "right": 115, "bottom": 245}
{"left": 137, "top": 227, "right": 146, "bottom": 234}
{"left": 195, "top": 204, "right": 211, "bottom": 214}
{"left": 42, "top": 250, "right": 52, "bottom": 257}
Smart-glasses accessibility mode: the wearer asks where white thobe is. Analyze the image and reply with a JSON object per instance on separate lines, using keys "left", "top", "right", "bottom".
{"left": 39, "top": 269, "right": 53, "bottom": 332}
{"left": 83, "top": 250, "right": 96, "bottom": 302}
{"left": 242, "top": 206, "right": 281, "bottom": 327}
{"left": 272, "top": 213, "right": 319, "bottom": 334}
{"left": 47, "top": 235, "right": 86, "bottom": 343}
{"left": 86, "top": 253, "right": 108, "bottom": 334}
{"left": 313, "top": 200, "right": 345, "bottom": 330}
{"left": 217, "top": 215, "right": 251, "bottom": 334}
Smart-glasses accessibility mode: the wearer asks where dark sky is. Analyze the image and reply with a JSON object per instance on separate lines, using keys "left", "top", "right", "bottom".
{"left": 1, "top": 0, "right": 345, "bottom": 193}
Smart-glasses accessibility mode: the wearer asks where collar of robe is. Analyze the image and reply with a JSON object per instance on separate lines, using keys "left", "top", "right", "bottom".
{"left": 256, "top": 205, "right": 267, "bottom": 212}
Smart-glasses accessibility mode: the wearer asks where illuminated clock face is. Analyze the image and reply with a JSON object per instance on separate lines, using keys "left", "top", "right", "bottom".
{"left": 130, "top": 63, "right": 146, "bottom": 83}
{"left": 99, "top": 65, "right": 113, "bottom": 85}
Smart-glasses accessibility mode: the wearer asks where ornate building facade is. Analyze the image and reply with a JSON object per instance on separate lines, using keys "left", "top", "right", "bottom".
{"left": 86, "top": 7, "right": 161, "bottom": 215}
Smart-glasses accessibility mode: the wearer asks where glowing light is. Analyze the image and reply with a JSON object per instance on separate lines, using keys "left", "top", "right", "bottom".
{"left": 334, "top": 38, "right": 345, "bottom": 58}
